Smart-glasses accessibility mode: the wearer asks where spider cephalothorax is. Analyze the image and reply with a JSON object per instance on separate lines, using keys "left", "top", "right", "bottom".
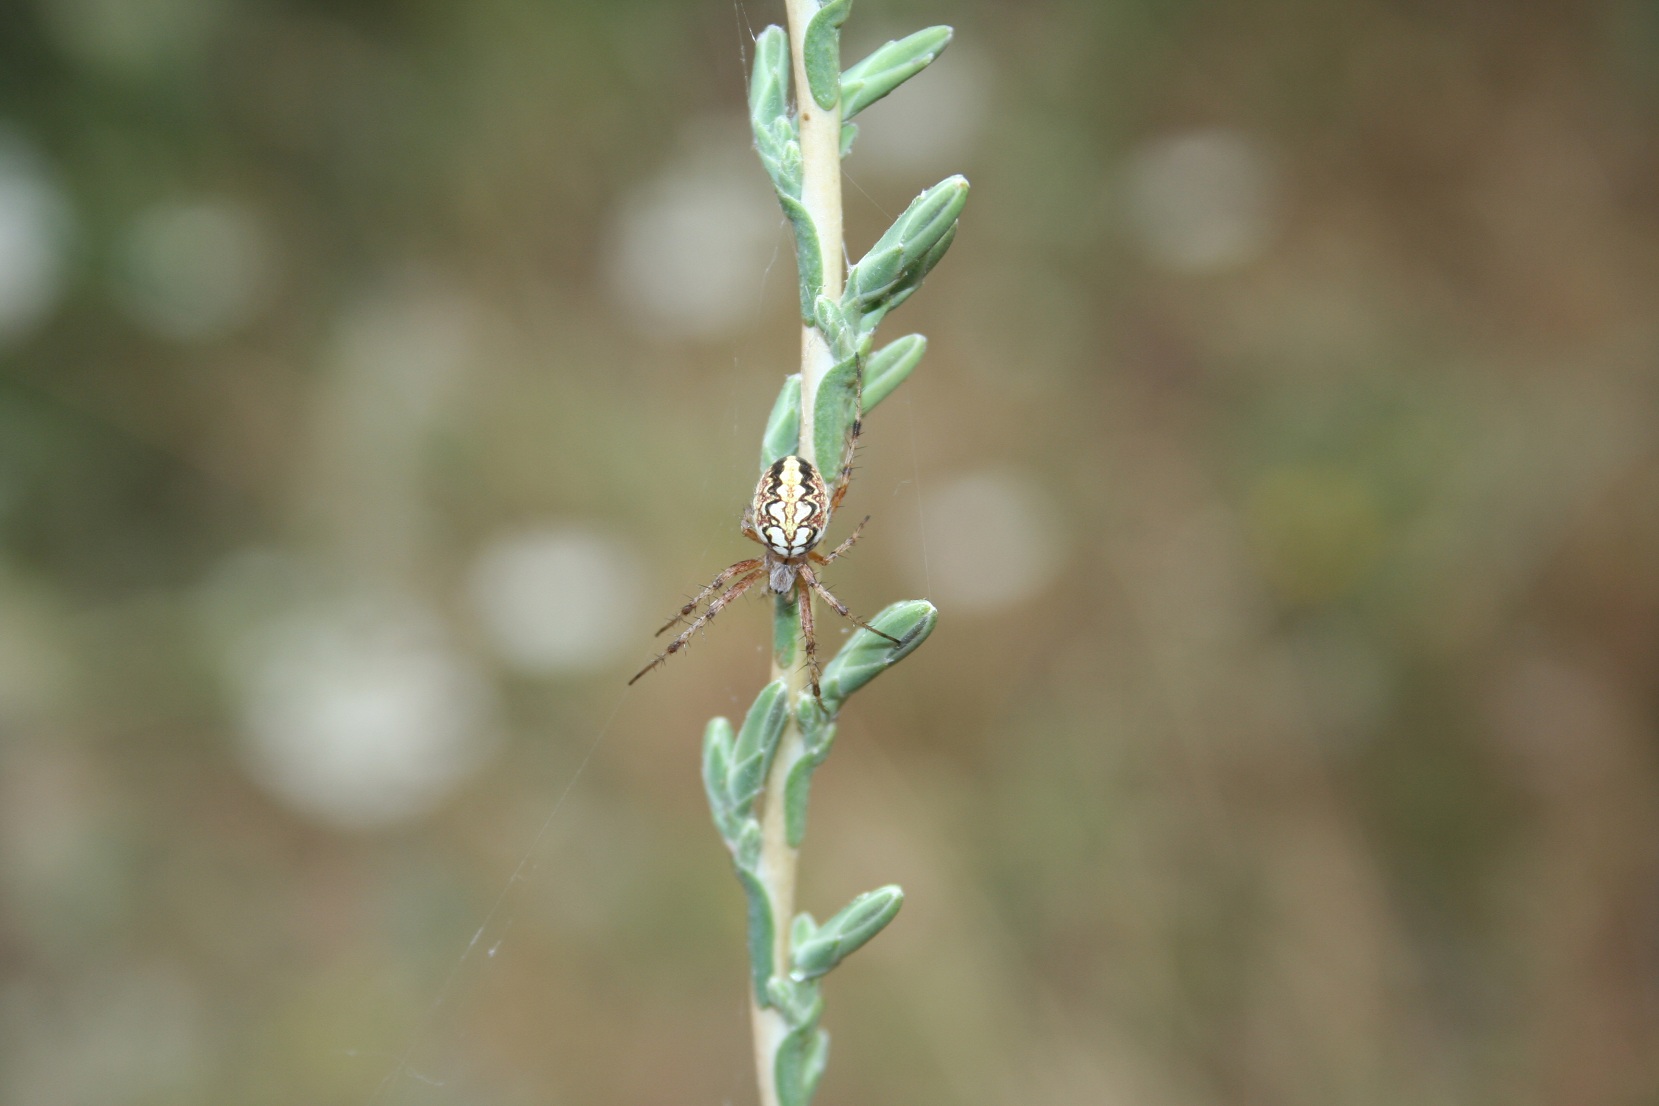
{"left": 630, "top": 452, "right": 897, "bottom": 702}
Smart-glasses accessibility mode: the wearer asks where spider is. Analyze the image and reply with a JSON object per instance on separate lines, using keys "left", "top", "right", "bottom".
{"left": 629, "top": 434, "right": 899, "bottom": 703}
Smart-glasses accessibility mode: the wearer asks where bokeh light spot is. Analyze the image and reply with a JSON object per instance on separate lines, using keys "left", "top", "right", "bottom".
{"left": 466, "top": 524, "right": 644, "bottom": 676}
{"left": 224, "top": 584, "right": 498, "bottom": 830}
{"left": 113, "top": 198, "right": 272, "bottom": 341}
{"left": 0, "top": 129, "right": 71, "bottom": 344}
{"left": 603, "top": 125, "right": 780, "bottom": 340}
{"left": 1122, "top": 127, "right": 1281, "bottom": 272}
{"left": 36, "top": 0, "right": 226, "bottom": 74}
{"left": 913, "top": 469, "right": 1063, "bottom": 613}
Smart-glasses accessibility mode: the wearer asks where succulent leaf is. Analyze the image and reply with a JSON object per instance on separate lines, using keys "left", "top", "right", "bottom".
{"left": 841, "top": 26, "right": 953, "bottom": 120}
{"left": 803, "top": 0, "right": 853, "bottom": 110}
{"left": 864, "top": 334, "right": 926, "bottom": 412}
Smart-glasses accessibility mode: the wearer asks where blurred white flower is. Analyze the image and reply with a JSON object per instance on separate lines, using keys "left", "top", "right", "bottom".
{"left": 913, "top": 469, "right": 1063, "bottom": 613}
{"left": 330, "top": 274, "right": 477, "bottom": 417}
{"left": 0, "top": 129, "right": 71, "bottom": 344}
{"left": 466, "top": 524, "right": 644, "bottom": 676}
{"left": 113, "top": 198, "right": 272, "bottom": 340}
{"left": 604, "top": 122, "right": 779, "bottom": 339}
{"left": 1122, "top": 127, "right": 1281, "bottom": 272}
{"left": 225, "top": 586, "right": 498, "bottom": 830}
{"left": 301, "top": 274, "right": 480, "bottom": 571}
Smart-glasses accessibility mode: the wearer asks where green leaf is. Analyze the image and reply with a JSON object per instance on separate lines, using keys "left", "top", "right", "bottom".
{"left": 728, "top": 680, "right": 790, "bottom": 814}
{"left": 845, "top": 245, "right": 904, "bottom": 307}
{"left": 779, "top": 193, "right": 823, "bottom": 321}
{"left": 812, "top": 355, "right": 860, "bottom": 485}
{"left": 702, "top": 716, "right": 740, "bottom": 842}
{"left": 864, "top": 334, "right": 925, "bottom": 412}
{"left": 791, "top": 885, "right": 904, "bottom": 980}
{"left": 733, "top": 680, "right": 790, "bottom": 763}
{"left": 783, "top": 754, "right": 814, "bottom": 848}
{"left": 808, "top": 295, "right": 861, "bottom": 487}
{"left": 800, "top": 1029, "right": 830, "bottom": 1105}
{"left": 702, "top": 716, "right": 734, "bottom": 794}
{"left": 867, "top": 176, "right": 968, "bottom": 271}
{"left": 756, "top": 125, "right": 803, "bottom": 200}
{"left": 773, "top": 589, "right": 799, "bottom": 668}
{"left": 820, "top": 600, "right": 937, "bottom": 710}
{"left": 803, "top": 0, "right": 852, "bottom": 111}
{"left": 750, "top": 29, "right": 801, "bottom": 197}
{"left": 735, "top": 817, "right": 763, "bottom": 870}
{"left": 761, "top": 375, "right": 802, "bottom": 469}
{"left": 775, "top": 1025, "right": 830, "bottom": 1106}
{"left": 841, "top": 26, "right": 953, "bottom": 120}
{"left": 796, "top": 696, "right": 834, "bottom": 755}
{"left": 766, "top": 975, "right": 824, "bottom": 1026}
{"left": 780, "top": 701, "right": 834, "bottom": 847}
{"left": 839, "top": 121, "right": 858, "bottom": 158}
{"left": 844, "top": 176, "right": 968, "bottom": 324}
{"left": 850, "top": 224, "right": 955, "bottom": 340}
{"left": 775, "top": 133, "right": 804, "bottom": 197}
{"left": 753, "top": 116, "right": 803, "bottom": 200}
{"left": 749, "top": 26, "right": 791, "bottom": 132}
{"left": 736, "top": 863, "right": 776, "bottom": 1002}
{"left": 811, "top": 294, "right": 855, "bottom": 359}
{"left": 783, "top": 716, "right": 834, "bottom": 848}
{"left": 769, "top": 972, "right": 829, "bottom": 1106}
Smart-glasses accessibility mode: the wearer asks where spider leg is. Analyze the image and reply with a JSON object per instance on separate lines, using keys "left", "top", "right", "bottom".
{"left": 827, "top": 351, "right": 866, "bottom": 515}
{"left": 654, "top": 558, "right": 764, "bottom": 636}
{"left": 798, "top": 577, "right": 823, "bottom": 704}
{"left": 630, "top": 567, "right": 767, "bottom": 685}
{"left": 808, "top": 515, "right": 870, "bottom": 567}
{"left": 798, "top": 563, "right": 902, "bottom": 645}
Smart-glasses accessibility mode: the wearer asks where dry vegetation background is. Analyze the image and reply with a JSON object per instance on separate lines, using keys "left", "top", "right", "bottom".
{"left": 2, "top": 1, "right": 1658, "bottom": 1103}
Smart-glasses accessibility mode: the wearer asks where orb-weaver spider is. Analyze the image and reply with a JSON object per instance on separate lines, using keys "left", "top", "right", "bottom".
{"left": 630, "top": 407, "right": 898, "bottom": 702}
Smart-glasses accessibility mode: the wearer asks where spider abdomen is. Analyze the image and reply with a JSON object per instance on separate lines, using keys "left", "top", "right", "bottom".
{"left": 753, "top": 455, "right": 830, "bottom": 558}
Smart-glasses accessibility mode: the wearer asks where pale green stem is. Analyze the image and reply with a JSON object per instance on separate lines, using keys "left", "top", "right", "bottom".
{"left": 789, "top": 5, "right": 845, "bottom": 459}
{"left": 749, "top": 4, "right": 847, "bottom": 1105}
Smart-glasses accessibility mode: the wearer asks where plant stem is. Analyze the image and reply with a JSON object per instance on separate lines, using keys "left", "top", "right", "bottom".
{"left": 749, "top": 619, "right": 803, "bottom": 1106}
{"left": 787, "top": 0, "right": 846, "bottom": 458}
{"left": 748, "top": 4, "right": 846, "bottom": 1105}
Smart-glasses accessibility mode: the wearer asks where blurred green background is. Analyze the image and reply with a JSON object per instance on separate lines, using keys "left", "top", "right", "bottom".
{"left": 3, "top": 0, "right": 1658, "bottom": 1103}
